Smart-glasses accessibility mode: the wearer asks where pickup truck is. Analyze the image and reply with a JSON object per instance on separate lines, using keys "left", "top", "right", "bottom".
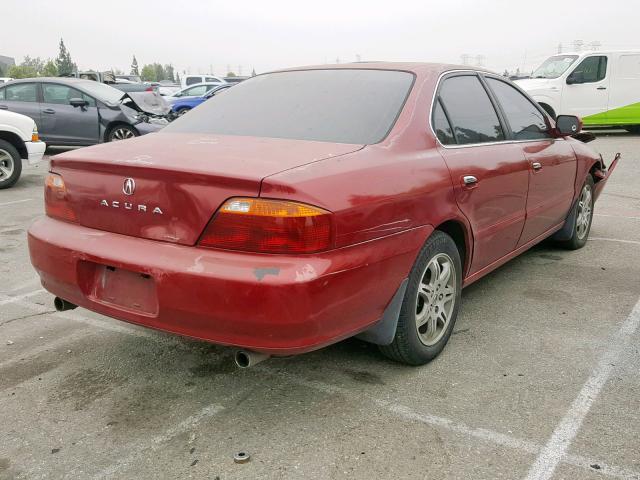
{"left": 0, "top": 110, "right": 46, "bottom": 188}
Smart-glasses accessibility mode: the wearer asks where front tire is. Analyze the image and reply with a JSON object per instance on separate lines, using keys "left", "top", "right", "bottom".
{"left": 379, "top": 231, "right": 462, "bottom": 365}
{"left": 176, "top": 107, "right": 191, "bottom": 116}
{"left": 107, "top": 125, "right": 138, "bottom": 142}
{"left": 0, "top": 140, "right": 22, "bottom": 189}
{"left": 557, "top": 176, "right": 595, "bottom": 250}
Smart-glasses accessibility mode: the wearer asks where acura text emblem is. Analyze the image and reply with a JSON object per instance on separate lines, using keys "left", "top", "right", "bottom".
{"left": 123, "top": 178, "right": 136, "bottom": 196}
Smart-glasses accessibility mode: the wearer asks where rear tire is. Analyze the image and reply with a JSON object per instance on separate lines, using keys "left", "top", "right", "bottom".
{"left": 625, "top": 125, "right": 640, "bottom": 134}
{"left": 0, "top": 139, "right": 22, "bottom": 189}
{"left": 379, "top": 231, "right": 462, "bottom": 366}
{"left": 556, "top": 175, "right": 595, "bottom": 250}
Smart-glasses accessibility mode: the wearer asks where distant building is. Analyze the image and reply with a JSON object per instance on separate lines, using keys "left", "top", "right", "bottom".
{"left": 0, "top": 55, "right": 16, "bottom": 74}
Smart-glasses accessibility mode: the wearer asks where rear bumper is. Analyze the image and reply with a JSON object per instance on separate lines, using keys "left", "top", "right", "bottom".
{"left": 25, "top": 140, "right": 46, "bottom": 165}
{"left": 28, "top": 216, "right": 430, "bottom": 355}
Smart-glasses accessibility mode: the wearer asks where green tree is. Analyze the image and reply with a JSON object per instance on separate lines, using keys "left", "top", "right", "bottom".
{"left": 140, "top": 64, "right": 156, "bottom": 82}
{"left": 42, "top": 59, "right": 58, "bottom": 77}
{"left": 174, "top": 71, "right": 180, "bottom": 84}
{"left": 154, "top": 63, "right": 165, "bottom": 81}
{"left": 22, "top": 56, "right": 45, "bottom": 74}
{"left": 131, "top": 55, "right": 139, "bottom": 76}
{"left": 7, "top": 65, "right": 37, "bottom": 79}
{"left": 164, "top": 64, "right": 174, "bottom": 83}
{"left": 226, "top": 71, "right": 236, "bottom": 77}
{"left": 55, "top": 38, "right": 75, "bottom": 76}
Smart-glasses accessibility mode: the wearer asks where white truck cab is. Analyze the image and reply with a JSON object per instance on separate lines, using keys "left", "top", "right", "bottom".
{"left": 516, "top": 50, "right": 640, "bottom": 132}
{"left": 0, "top": 110, "right": 46, "bottom": 188}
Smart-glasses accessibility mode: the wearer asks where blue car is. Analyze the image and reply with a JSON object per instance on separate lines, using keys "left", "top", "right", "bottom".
{"left": 169, "top": 84, "right": 231, "bottom": 116}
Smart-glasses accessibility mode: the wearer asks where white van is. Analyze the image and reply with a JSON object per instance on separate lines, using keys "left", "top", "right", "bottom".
{"left": 181, "top": 74, "right": 226, "bottom": 88}
{"left": 516, "top": 50, "right": 640, "bottom": 132}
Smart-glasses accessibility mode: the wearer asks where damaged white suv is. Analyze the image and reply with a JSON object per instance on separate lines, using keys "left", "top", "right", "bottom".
{"left": 0, "top": 110, "right": 46, "bottom": 189}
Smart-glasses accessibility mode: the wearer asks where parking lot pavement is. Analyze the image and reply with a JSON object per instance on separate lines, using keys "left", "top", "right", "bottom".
{"left": 0, "top": 136, "right": 639, "bottom": 480}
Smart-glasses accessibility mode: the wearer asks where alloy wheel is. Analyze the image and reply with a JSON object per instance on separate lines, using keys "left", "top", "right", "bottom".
{"left": 0, "top": 149, "right": 15, "bottom": 182}
{"left": 415, "top": 253, "right": 457, "bottom": 346}
{"left": 576, "top": 184, "right": 593, "bottom": 240}
{"left": 111, "top": 128, "right": 135, "bottom": 141}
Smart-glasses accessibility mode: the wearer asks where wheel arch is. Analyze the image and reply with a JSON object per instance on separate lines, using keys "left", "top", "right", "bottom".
{"left": 0, "top": 131, "right": 27, "bottom": 159}
{"left": 434, "top": 218, "right": 473, "bottom": 278}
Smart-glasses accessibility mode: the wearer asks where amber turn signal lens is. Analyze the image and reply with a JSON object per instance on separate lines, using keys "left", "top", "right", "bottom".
{"left": 199, "top": 198, "right": 332, "bottom": 254}
{"left": 45, "top": 173, "right": 77, "bottom": 223}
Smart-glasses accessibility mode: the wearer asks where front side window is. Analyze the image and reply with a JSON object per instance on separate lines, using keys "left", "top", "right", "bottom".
{"left": 0, "top": 88, "right": 4, "bottom": 101}
{"left": 205, "top": 77, "right": 219, "bottom": 83}
{"left": 5, "top": 83, "right": 38, "bottom": 102}
{"left": 42, "top": 84, "right": 96, "bottom": 106}
{"left": 166, "top": 69, "right": 414, "bottom": 144}
{"left": 438, "top": 75, "right": 504, "bottom": 145}
{"left": 569, "top": 56, "right": 607, "bottom": 83}
{"left": 486, "top": 78, "right": 550, "bottom": 140}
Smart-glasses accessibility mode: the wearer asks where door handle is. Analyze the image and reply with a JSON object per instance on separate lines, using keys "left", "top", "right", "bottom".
{"left": 532, "top": 162, "right": 542, "bottom": 171}
{"left": 0, "top": 105, "right": 7, "bottom": 110}
{"left": 596, "top": 86, "right": 607, "bottom": 90}
{"left": 42, "top": 108, "right": 56, "bottom": 114}
{"left": 463, "top": 175, "right": 478, "bottom": 185}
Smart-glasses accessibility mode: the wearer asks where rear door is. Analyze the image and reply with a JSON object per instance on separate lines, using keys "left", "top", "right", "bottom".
{"left": 562, "top": 55, "right": 610, "bottom": 122}
{"left": 0, "top": 82, "right": 41, "bottom": 128}
{"left": 40, "top": 83, "right": 100, "bottom": 145}
{"left": 433, "top": 73, "right": 530, "bottom": 274}
{"left": 484, "top": 76, "right": 577, "bottom": 245}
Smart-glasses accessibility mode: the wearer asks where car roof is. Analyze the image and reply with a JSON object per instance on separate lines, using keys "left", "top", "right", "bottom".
{"left": 268, "top": 61, "right": 495, "bottom": 77}
{"left": 5, "top": 77, "right": 98, "bottom": 86}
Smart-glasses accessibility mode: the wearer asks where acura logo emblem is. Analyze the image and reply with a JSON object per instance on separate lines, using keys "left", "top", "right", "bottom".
{"left": 123, "top": 178, "right": 136, "bottom": 195}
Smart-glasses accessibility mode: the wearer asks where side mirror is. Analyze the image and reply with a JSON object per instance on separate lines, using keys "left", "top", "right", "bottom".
{"left": 555, "top": 115, "right": 582, "bottom": 136}
{"left": 69, "top": 98, "right": 88, "bottom": 108}
{"left": 566, "top": 71, "right": 584, "bottom": 85}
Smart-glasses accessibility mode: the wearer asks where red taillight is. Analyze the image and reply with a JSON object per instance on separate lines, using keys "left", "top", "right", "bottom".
{"left": 45, "top": 173, "right": 77, "bottom": 223}
{"left": 198, "top": 198, "right": 332, "bottom": 254}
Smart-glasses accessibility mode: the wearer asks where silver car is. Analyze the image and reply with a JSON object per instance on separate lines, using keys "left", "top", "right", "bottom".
{"left": 0, "top": 78, "right": 171, "bottom": 146}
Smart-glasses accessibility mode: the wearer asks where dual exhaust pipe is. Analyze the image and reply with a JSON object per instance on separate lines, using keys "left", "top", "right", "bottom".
{"left": 55, "top": 297, "right": 268, "bottom": 368}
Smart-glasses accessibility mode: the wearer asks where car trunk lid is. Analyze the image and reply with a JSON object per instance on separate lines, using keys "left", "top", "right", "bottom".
{"left": 50, "top": 133, "right": 362, "bottom": 245}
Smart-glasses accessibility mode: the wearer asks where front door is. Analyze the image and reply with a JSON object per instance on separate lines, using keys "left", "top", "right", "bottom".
{"left": 40, "top": 83, "right": 100, "bottom": 145}
{"left": 562, "top": 55, "right": 610, "bottom": 123}
{"left": 433, "top": 74, "right": 530, "bottom": 274}
{"left": 484, "top": 77, "right": 577, "bottom": 245}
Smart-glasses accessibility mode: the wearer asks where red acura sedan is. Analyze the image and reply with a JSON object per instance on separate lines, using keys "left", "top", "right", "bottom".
{"left": 28, "top": 63, "right": 618, "bottom": 366}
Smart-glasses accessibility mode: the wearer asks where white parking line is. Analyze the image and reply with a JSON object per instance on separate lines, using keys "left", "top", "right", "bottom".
{"left": 90, "top": 403, "right": 225, "bottom": 479}
{"left": 523, "top": 296, "right": 640, "bottom": 480}
{"left": 589, "top": 237, "right": 640, "bottom": 246}
{"left": 0, "top": 198, "right": 33, "bottom": 207}
{"left": 0, "top": 289, "right": 45, "bottom": 306}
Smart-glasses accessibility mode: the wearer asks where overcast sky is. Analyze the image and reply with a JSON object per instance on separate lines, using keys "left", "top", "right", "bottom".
{"left": 2, "top": 0, "right": 638, "bottom": 76}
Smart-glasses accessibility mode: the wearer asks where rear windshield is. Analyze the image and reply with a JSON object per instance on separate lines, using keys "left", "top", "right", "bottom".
{"left": 164, "top": 69, "right": 414, "bottom": 144}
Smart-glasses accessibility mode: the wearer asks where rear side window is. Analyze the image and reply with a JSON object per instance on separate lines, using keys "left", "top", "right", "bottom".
{"left": 166, "top": 69, "right": 414, "bottom": 144}
{"left": 186, "top": 77, "right": 201, "bottom": 86}
{"left": 432, "top": 99, "right": 455, "bottom": 144}
{"left": 570, "top": 56, "right": 607, "bottom": 83}
{"left": 5, "top": 83, "right": 38, "bottom": 102}
{"left": 485, "top": 78, "right": 550, "bottom": 140}
{"left": 437, "top": 75, "right": 504, "bottom": 145}
{"left": 0, "top": 88, "right": 4, "bottom": 101}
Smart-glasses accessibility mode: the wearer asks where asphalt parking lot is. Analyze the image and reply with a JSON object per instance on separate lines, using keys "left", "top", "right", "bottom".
{"left": 1, "top": 134, "right": 639, "bottom": 480}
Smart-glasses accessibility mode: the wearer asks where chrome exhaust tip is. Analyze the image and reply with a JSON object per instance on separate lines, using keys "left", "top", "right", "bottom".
{"left": 54, "top": 297, "right": 77, "bottom": 312}
{"left": 234, "top": 350, "right": 270, "bottom": 368}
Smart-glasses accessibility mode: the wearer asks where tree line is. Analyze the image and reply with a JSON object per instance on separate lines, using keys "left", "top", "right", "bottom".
{"left": 3, "top": 39, "right": 180, "bottom": 83}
